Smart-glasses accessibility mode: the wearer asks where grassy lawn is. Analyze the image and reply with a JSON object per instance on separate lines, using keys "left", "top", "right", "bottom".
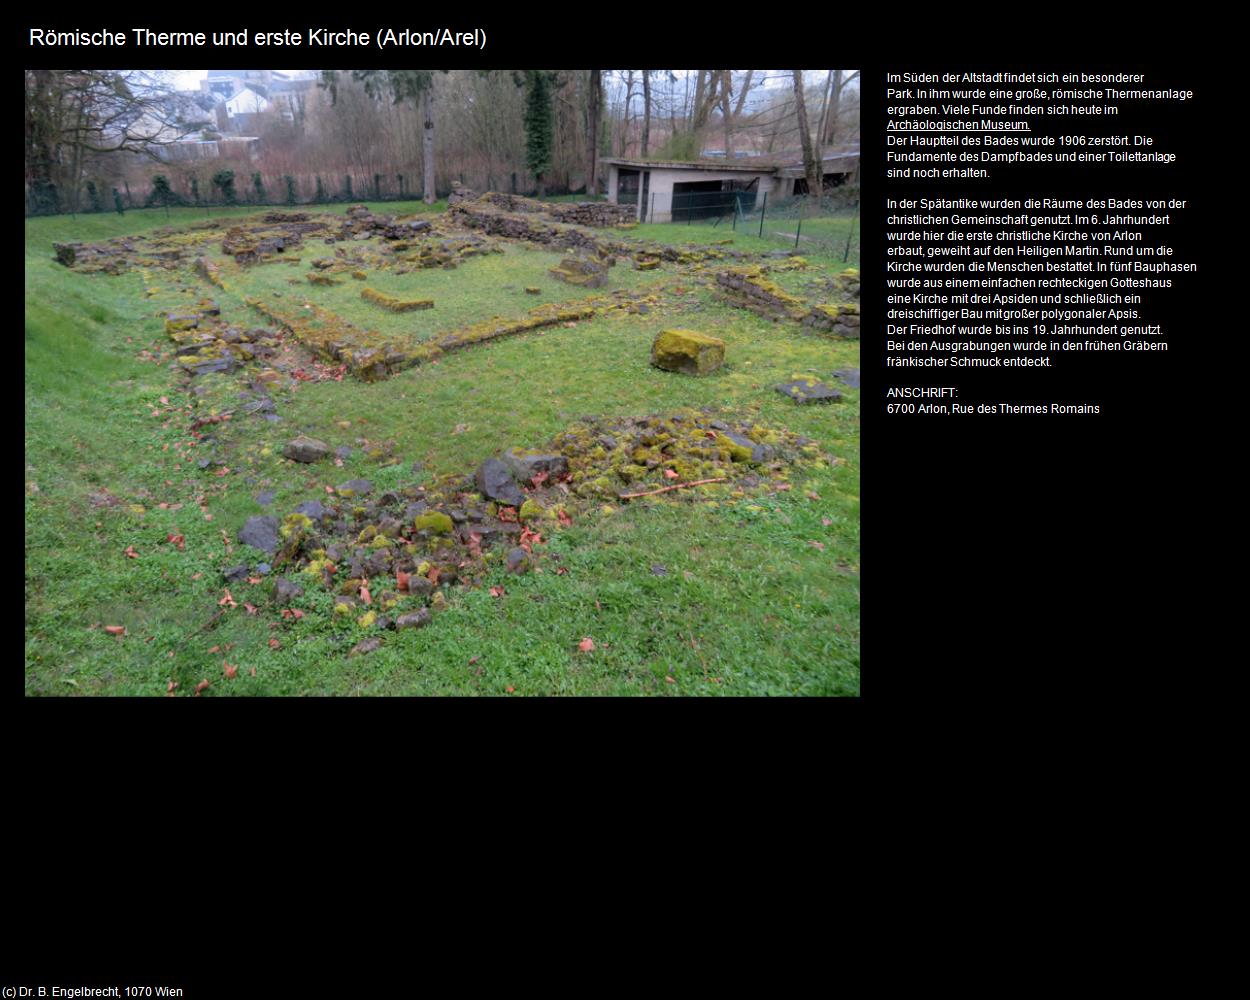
{"left": 25, "top": 202, "right": 859, "bottom": 696}
{"left": 224, "top": 243, "right": 674, "bottom": 345}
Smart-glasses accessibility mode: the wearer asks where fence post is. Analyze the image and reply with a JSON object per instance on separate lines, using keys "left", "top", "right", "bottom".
{"left": 844, "top": 199, "right": 859, "bottom": 264}
{"left": 795, "top": 201, "right": 803, "bottom": 249}
{"left": 649, "top": 192, "right": 655, "bottom": 224}
{"left": 759, "top": 192, "right": 767, "bottom": 238}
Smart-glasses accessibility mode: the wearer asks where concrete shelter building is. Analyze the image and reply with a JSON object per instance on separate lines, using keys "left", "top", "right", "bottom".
{"left": 604, "top": 149, "right": 859, "bottom": 222}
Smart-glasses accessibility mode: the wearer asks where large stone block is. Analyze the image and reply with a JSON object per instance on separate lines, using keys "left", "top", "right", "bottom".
{"left": 650, "top": 329, "right": 725, "bottom": 376}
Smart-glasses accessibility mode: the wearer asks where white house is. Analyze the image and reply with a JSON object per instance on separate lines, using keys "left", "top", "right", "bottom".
{"left": 225, "top": 87, "right": 271, "bottom": 118}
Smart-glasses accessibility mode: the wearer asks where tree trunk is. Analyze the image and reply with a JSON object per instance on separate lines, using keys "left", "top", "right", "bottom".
{"left": 621, "top": 70, "right": 635, "bottom": 156}
{"left": 721, "top": 70, "right": 733, "bottom": 157}
{"left": 588, "top": 70, "right": 601, "bottom": 195}
{"left": 421, "top": 87, "right": 435, "bottom": 203}
{"left": 641, "top": 70, "right": 651, "bottom": 158}
{"left": 817, "top": 70, "right": 835, "bottom": 153}
{"left": 791, "top": 70, "right": 821, "bottom": 199}
{"left": 824, "top": 70, "right": 844, "bottom": 146}
{"left": 733, "top": 69, "right": 754, "bottom": 118}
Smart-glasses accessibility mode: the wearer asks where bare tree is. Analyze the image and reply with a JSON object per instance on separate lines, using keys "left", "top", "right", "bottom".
{"left": 791, "top": 70, "right": 822, "bottom": 199}
{"left": 321, "top": 71, "right": 442, "bottom": 203}
{"left": 641, "top": 70, "right": 651, "bottom": 158}
{"left": 587, "top": 70, "right": 602, "bottom": 194}
{"left": 25, "top": 70, "right": 210, "bottom": 213}
{"left": 822, "top": 70, "right": 859, "bottom": 148}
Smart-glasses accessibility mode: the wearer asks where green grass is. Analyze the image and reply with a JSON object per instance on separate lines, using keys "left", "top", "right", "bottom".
{"left": 628, "top": 214, "right": 859, "bottom": 269}
{"left": 25, "top": 202, "right": 859, "bottom": 696}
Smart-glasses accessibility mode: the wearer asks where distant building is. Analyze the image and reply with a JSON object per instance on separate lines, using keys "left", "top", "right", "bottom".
{"left": 199, "top": 70, "right": 315, "bottom": 132}
{"left": 604, "top": 147, "right": 859, "bottom": 222}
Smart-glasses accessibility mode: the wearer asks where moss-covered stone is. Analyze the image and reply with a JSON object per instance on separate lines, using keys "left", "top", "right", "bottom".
{"left": 361, "top": 287, "right": 434, "bottom": 312}
{"left": 413, "top": 511, "right": 453, "bottom": 534}
{"left": 519, "top": 498, "right": 544, "bottom": 521}
{"left": 717, "top": 433, "right": 754, "bottom": 463}
{"left": 650, "top": 328, "right": 725, "bottom": 375}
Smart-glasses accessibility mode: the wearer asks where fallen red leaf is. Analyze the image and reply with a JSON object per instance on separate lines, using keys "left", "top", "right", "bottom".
{"left": 396, "top": 571, "right": 410, "bottom": 592}
{"left": 506, "top": 686, "right": 516, "bottom": 694}
{"left": 218, "top": 588, "right": 237, "bottom": 608}
{"left": 557, "top": 509, "right": 572, "bottom": 527}
{"left": 665, "top": 675, "right": 676, "bottom": 684}
{"left": 223, "top": 661, "right": 238, "bottom": 679}
{"left": 166, "top": 680, "right": 178, "bottom": 694}
{"left": 497, "top": 506, "right": 517, "bottom": 523}
{"left": 468, "top": 655, "right": 480, "bottom": 665}
{"left": 249, "top": 667, "right": 257, "bottom": 677}
{"left": 244, "top": 603, "right": 259, "bottom": 615}
{"left": 246, "top": 576, "right": 262, "bottom": 585}
{"left": 808, "top": 540, "right": 825, "bottom": 551}
{"left": 664, "top": 469, "right": 679, "bottom": 479}
{"left": 822, "top": 517, "right": 832, "bottom": 527}
{"left": 360, "top": 581, "right": 371, "bottom": 605}
{"left": 427, "top": 566, "right": 440, "bottom": 585}
{"left": 208, "top": 645, "right": 221, "bottom": 653}
{"left": 104, "top": 625, "right": 126, "bottom": 636}
{"left": 529, "top": 470, "right": 550, "bottom": 488}
{"left": 194, "top": 679, "right": 210, "bottom": 696}
{"left": 268, "top": 638, "right": 281, "bottom": 650}
{"left": 124, "top": 545, "right": 139, "bottom": 559}
{"left": 166, "top": 533, "right": 186, "bottom": 551}
{"left": 489, "top": 586, "right": 505, "bottom": 598}
{"left": 578, "top": 637, "right": 595, "bottom": 653}
{"left": 555, "top": 566, "right": 568, "bottom": 575}
{"left": 280, "top": 608, "right": 305, "bottom": 620}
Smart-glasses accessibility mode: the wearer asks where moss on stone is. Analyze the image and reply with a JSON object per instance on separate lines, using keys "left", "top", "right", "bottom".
{"left": 414, "top": 512, "right": 453, "bottom": 534}
{"left": 650, "top": 328, "right": 725, "bottom": 376}
{"left": 281, "top": 512, "right": 314, "bottom": 539}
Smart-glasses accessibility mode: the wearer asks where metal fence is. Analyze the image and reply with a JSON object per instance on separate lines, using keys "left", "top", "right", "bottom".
{"left": 23, "top": 169, "right": 583, "bottom": 218}
{"left": 641, "top": 189, "right": 860, "bottom": 262}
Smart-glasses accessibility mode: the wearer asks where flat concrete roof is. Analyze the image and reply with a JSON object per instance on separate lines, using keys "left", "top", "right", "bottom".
{"left": 603, "top": 157, "right": 784, "bottom": 172}
{"left": 604, "top": 151, "right": 860, "bottom": 175}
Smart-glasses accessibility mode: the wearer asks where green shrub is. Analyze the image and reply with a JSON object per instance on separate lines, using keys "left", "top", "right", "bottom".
{"left": 211, "top": 169, "right": 237, "bottom": 205}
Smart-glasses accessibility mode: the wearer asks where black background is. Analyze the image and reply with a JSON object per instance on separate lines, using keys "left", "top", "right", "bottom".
{"left": 15, "top": 11, "right": 1219, "bottom": 990}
